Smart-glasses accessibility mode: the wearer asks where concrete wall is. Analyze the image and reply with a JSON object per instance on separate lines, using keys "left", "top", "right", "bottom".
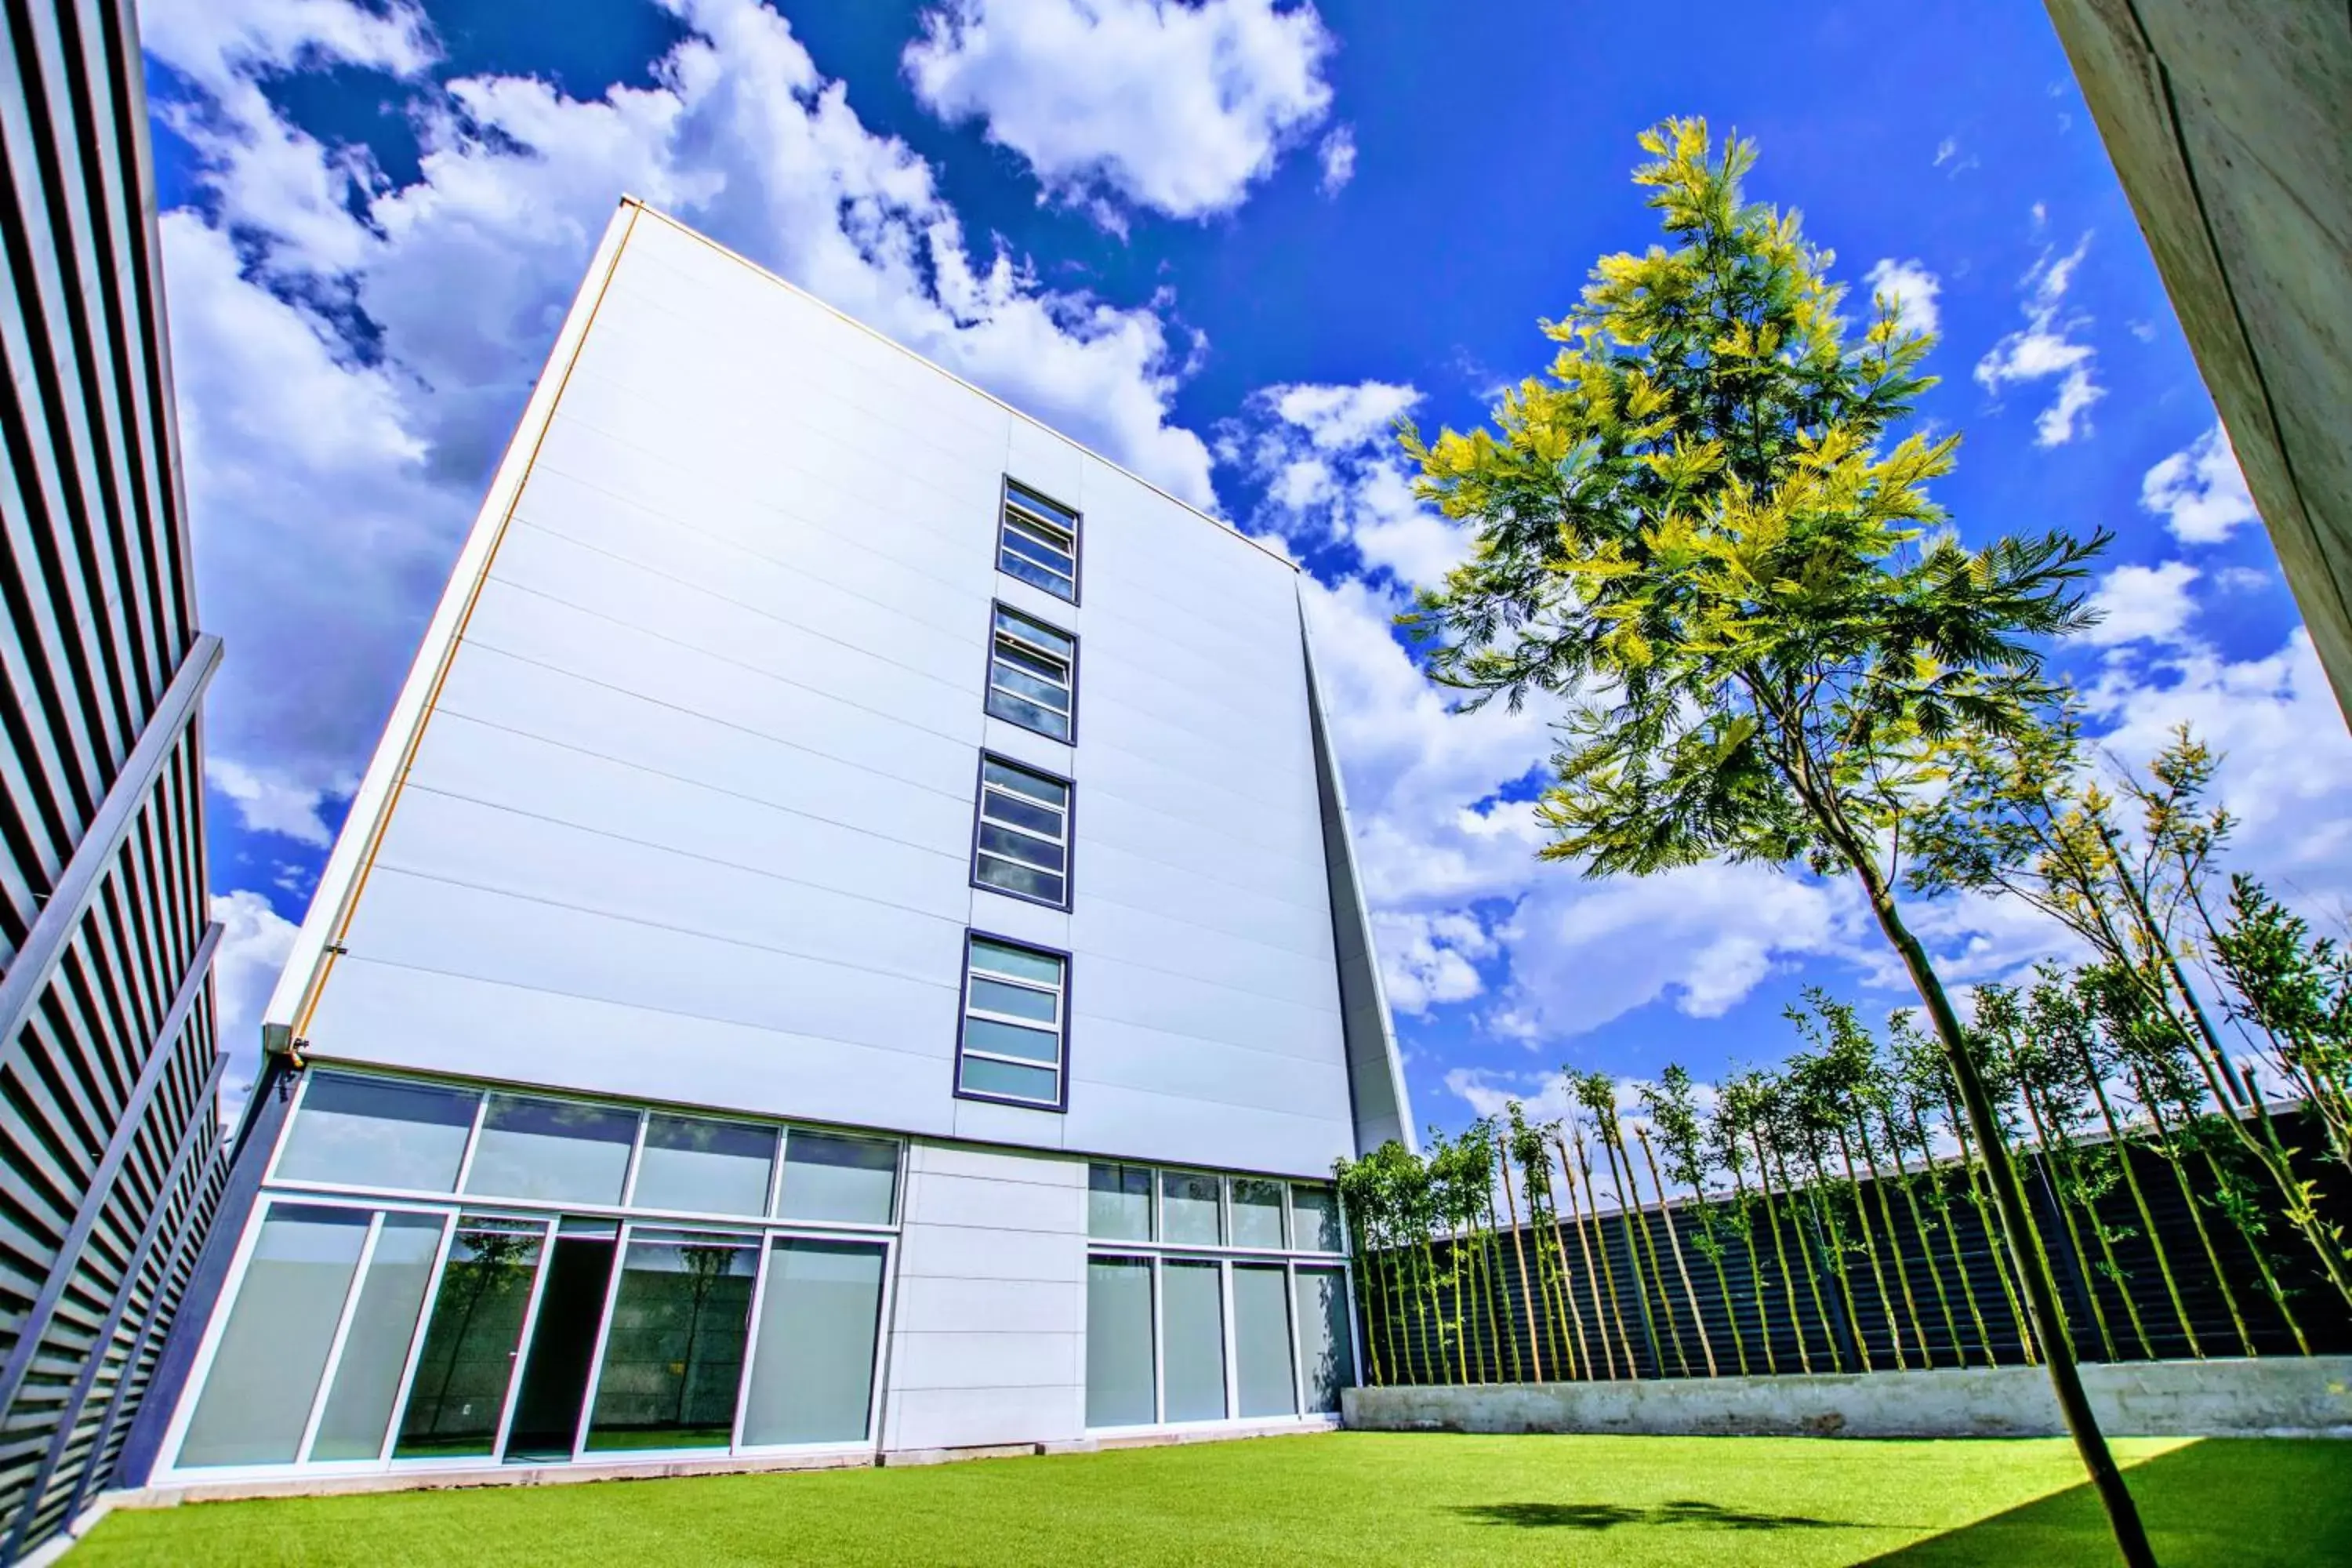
{"left": 283, "top": 202, "right": 1406, "bottom": 1178}
{"left": 1345, "top": 1357, "right": 2352, "bottom": 1439}
{"left": 2044, "top": 0, "right": 2352, "bottom": 722}
{"left": 881, "top": 1141, "right": 1086, "bottom": 1451}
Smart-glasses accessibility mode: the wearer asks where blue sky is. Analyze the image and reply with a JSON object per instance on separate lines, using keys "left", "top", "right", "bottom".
{"left": 144, "top": 0, "right": 2347, "bottom": 1123}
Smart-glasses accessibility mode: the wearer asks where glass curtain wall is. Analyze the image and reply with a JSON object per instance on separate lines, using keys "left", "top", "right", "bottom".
{"left": 1080, "top": 1164, "right": 1356, "bottom": 1431}
{"left": 166, "top": 1072, "right": 903, "bottom": 1478}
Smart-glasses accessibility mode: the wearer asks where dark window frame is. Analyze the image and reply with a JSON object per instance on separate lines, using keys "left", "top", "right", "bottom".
{"left": 951, "top": 928, "right": 1073, "bottom": 1114}
{"left": 982, "top": 600, "right": 1079, "bottom": 746}
{"left": 967, "top": 750, "right": 1076, "bottom": 912}
{"left": 997, "top": 476, "right": 1082, "bottom": 605}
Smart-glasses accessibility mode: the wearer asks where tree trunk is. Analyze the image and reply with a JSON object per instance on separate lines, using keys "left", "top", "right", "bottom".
{"left": 1556, "top": 1137, "right": 1620, "bottom": 1379}
{"left": 1802, "top": 1142, "right": 1872, "bottom": 1370}
{"left": 1571, "top": 1131, "right": 1640, "bottom": 1376}
{"left": 1604, "top": 1124, "right": 1680, "bottom": 1376}
{"left": 1634, "top": 1125, "right": 1718, "bottom": 1377}
{"left": 1498, "top": 1145, "right": 1544, "bottom": 1382}
{"left": 1755, "top": 1132, "right": 1829, "bottom": 1372}
{"left": 1861, "top": 880, "right": 2157, "bottom": 1568}
{"left": 1942, "top": 1088, "right": 2040, "bottom": 1364}
{"left": 2020, "top": 1087, "right": 2128, "bottom": 1360}
{"left": 1726, "top": 1162, "right": 1777, "bottom": 1374}
{"left": 2074, "top": 1045, "right": 2200, "bottom": 1357}
{"left": 1902, "top": 1105, "right": 1993, "bottom": 1367}
{"left": 1855, "top": 1121, "right": 1933, "bottom": 1366}
{"left": 2128, "top": 1065, "right": 2254, "bottom": 1359}
{"left": 1833, "top": 1127, "right": 1907, "bottom": 1369}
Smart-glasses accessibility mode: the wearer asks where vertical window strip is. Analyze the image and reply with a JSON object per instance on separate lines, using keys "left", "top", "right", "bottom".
{"left": 956, "top": 937, "right": 1067, "bottom": 1107}
{"left": 973, "top": 758, "right": 1070, "bottom": 907}
{"left": 985, "top": 606, "right": 1074, "bottom": 741}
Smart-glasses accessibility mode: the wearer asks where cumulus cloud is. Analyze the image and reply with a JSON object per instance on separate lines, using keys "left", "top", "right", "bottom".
{"left": 2080, "top": 561, "right": 2201, "bottom": 648}
{"left": 1225, "top": 380, "right": 1472, "bottom": 587}
{"left": 1375, "top": 910, "right": 1497, "bottom": 1014}
{"left": 1974, "top": 233, "right": 2103, "bottom": 445}
{"left": 146, "top": 0, "right": 1218, "bottom": 844}
{"left": 209, "top": 889, "right": 300, "bottom": 1104}
{"left": 2141, "top": 423, "right": 2259, "bottom": 545}
{"left": 1864, "top": 256, "right": 1941, "bottom": 338}
{"left": 902, "top": 0, "right": 1335, "bottom": 222}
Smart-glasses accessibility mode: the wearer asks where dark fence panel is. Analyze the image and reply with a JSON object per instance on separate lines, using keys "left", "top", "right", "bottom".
{"left": 1356, "top": 1107, "right": 2350, "bottom": 1385}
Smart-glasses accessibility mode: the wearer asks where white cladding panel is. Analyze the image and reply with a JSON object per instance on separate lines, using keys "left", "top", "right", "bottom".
{"left": 305, "top": 212, "right": 1358, "bottom": 1174}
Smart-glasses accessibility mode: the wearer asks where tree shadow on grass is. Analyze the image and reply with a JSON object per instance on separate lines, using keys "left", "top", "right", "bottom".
{"left": 1454, "top": 1500, "right": 1852, "bottom": 1532}
{"left": 1857, "top": 1439, "right": 2352, "bottom": 1568}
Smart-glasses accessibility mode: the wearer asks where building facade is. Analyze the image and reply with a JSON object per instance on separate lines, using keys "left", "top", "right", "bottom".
{"left": 138, "top": 199, "right": 1410, "bottom": 1489}
{"left": 0, "top": 1, "right": 230, "bottom": 1559}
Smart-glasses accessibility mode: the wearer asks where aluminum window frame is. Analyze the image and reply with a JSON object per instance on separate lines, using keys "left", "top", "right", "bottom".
{"left": 996, "top": 477, "right": 1081, "bottom": 604}
{"left": 967, "top": 751, "right": 1076, "bottom": 911}
{"left": 951, "top": 930, "right": 1073, "bottom": 1113}
{"left": 982, "top": 601, "right": 1078, "bottom": 745}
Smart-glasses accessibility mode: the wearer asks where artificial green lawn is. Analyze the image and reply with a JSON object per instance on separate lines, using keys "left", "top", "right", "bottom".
{"left": 73, "top": 1432, "right": 2350, "bottom": 1566}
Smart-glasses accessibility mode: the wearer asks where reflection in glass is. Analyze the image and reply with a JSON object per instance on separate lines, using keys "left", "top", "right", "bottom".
{"left": 177, "top": 1204, "right": 369, "bottom": 1467}
{"left": 777, "top": 1131, "right": 898, "bottom": 1225}
{"left": 585, "top": 1230, "right": 759, "bottom": 1452}
{"left": 1160, "top": 1171, "right": 1221, "bottom": 1246}
{"left": 1163, "top": 1261, "right": 1227, "bottom": 1423}
{"left": 1229, "top": 1178, "right": 1287, "bottom": 1249}
{"left": 463, "top": 1096, "right": 637, "bottom": 1204}
{"left": 310, "top": 1213, "right": 445, "bottom": 1461}
{"left": 1233, "top": 1264, "right": 1298, "bottom": 1417}
{"left": 277, "top": 1074, "right": 479, "bottom": 1192}
{"left": 1085, "top": 1257, "right": 1155, "bottom": 1428}
{"left": 1087, "top": 1163, "right": 1152, "bottom": 1241}
{"left": 740, "top": 1239, "right": 887, "bottom": 1445}
{"left": 632, "top": 1115, "right": 774, "bottom": 1215}
{"left": 394, "top": 1218, "right": 546, "bottom": 1458}
{"left": 1290, "top": 1185, "right": 1344, "bottom": 1253}
{"left": 1294, "top": 1266, "right": 1354, "bottom": 1414}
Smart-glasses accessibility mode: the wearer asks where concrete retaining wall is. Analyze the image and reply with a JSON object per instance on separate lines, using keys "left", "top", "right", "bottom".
{"left": 1344, "top": 1356, "right": 2352, "bottom": 1439}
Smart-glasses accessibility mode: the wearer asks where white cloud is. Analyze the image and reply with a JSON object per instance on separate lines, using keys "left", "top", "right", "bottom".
{"left": 902, "top": 0, "right": 1335, "bottom": 222}
{"left": 2141, "top": 423, "right": 2258, "bottom": 544}
{"left": 1933, "top": 136, "right": 1958, "bottom": 166}
{"left": 2216, "top": 565, "right": 2270, "bottom": 592}
{"left": 1973, "top": 232, "right": 2103, "bottom": 446}
{"left": 1317, "top": 125, "right": 1356, "bottom": 194}
{"left": 1375, "top": 910, "right": 1496, "bottom": 1014}
{"left": 147, "top": 0, "right": 1217, "bottom": 841}
{"left": 209, "top": 889, "right": 299, "bottom": 1105}
{"left": 1226, "top": 379, "right": 1472, "bottom": 587}
{"left": 2080, "top": 560, "right": 2200, "bottom": 647}
{"left": 1864, "top": 256, "right": 1941, "bottom": 338}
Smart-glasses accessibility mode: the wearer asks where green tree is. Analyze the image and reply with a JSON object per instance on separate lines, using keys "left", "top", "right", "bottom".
{"left": 1399, "top": 118, "right": 2148, "bottom": 1562}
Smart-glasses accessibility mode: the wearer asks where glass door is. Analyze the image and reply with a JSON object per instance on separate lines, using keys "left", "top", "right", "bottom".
{"left": 503, "top": 1218, "right": 621, "bottom": 1462}
{"left": 392, "top": 1214, "right": 550, "bottom": 1461}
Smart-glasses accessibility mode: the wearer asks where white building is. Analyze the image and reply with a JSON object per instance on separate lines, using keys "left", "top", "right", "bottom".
{"left": 141, "top": 201, "right": 1413, "bottom": 1487}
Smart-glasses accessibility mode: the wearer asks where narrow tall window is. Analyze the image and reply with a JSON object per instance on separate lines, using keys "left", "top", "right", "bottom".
{"left": 973, "top": 757, "right": 1071, "bottom": 907}
{"left": 956, "top": 936, "right": 1069, "bottom": 1108}
{"left": 998, "top": 480, "right": 1079, "bottom": 601}
{"left": 986, "top": 605, "right": 1075, "bottom": 741}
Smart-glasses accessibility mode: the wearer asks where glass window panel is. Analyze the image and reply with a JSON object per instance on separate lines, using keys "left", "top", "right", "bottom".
{"left": 1291, "top": 1185, "right": 1344, "bottom": 1254}
{"left": 1006, "top": 483, "right": 1079, "bottom": 531}
{"left": 1001, "top": 516, "right": 1075, "bottom": 565}
{"left": 1087, "top": 1163, "right": 1152, "bottom": 1241}
{"left": 309, "top": 1213, "right": 445, "bottom": 1461}
{"left": 633, "top": 1115, "right": 775, "bottom": 1216}
{"left": 777, "top": 1131, "right": 898, "bottom": 1225}
{"left": 981, "top": 791, "right": 1064, "bottom": 841}
{"left": 1230, "top": 1178, "right": 1287, "bottom": 1249}
{"left": 1233, "top": 1265, "right": 1298, "bottom": 1418}
{"left": 177, "top": 1204, "right": 370, "bottom": 1468}
{"left": 975, "top": 857, "right": 1065, "bottom": 905}
{"left": 970, "top": 941, "right": 1062, "bottom": 986}
{"left": 958, "top": 1055, "right": 1059, "bottom": 1103}
{"left": 968, "top": 976, "right": 1058, "bottom": 1024}
{"left": 1294, "top": 1267, "right": 1354, "bottom": 1415}
{"left": 1163, "top": 1261, "right": 1227, "bottom": 1424}
{"left": 978, "top": 822, "right": 1065, "bottom": 872}
{"left": 999, "top": 550, "right": 1075, "bottom": 599}
{"left": 1086, "top": 1258, "right": 1156, "bottom": 1428}
{"left": 277, "top": 1073, "right": 479, "bottom": 1192}
{"left": 985, "top": 689, "right": 1070, "bottom": 741}
{"left": 1160, "top": 1171, "right": 1222, "bottom": 1246}
{"left": 463, "top": 1096, "right": 637, "bottom": 1204}
{"left": 982, "top": 762, "right": 1066, "bottom": 808}
{"left": 962, "top": 1017, "right": 1061, "bottom": 1064}
{"left": 584, "top": 1230, "right": 759, "bottom": 1453}
{"left": 741, "top": 1239, "right": 887, "bottom": 1445}
{"left": 394, "top": 1218, "right": 546, "bottom": 1459}
{"left": 995, "top": 606, "right": 1073, "bottom": 660}
{"left": 993, "top": 651, "right": 1070, "bottom": 697}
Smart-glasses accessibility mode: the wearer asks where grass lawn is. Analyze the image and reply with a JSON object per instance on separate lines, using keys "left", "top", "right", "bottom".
{"left": 72, "top": 1432, "right": 2350, "bottom": 1566}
